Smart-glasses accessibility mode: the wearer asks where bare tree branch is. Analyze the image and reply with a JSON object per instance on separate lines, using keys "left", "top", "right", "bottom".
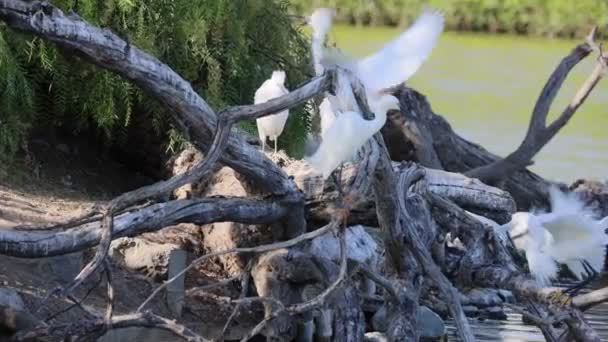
{"left": 356, "top": 264, "right": 399, "bottom": 302}
{"left": 15, "top": 311, "right": 210, "bottom": 342}
{"left": 574, "top": 286, "right": 608, "bottom": 312}
{"left": 466, "top": 27, "right": 607, "bottom": 184}
{"left": 397, "top": 167, "right": 474, "bottom": 342}
{"left": 216, "top": 263, "right": 252, "bottom": 341}
{"left": 0, "top": 198, "right": 290, "bottom": 258}
{"left": 104, "top": 259, "right": 114, "bottom": 322}
{"left": 137, "top": 221, "right": 339, "bottom": 312}
{"left": 0, "top": 0, "right": 301, "bottom": 195}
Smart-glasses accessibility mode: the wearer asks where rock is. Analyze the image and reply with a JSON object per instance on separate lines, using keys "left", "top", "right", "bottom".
{"left": 0, "top": 288, "right": 24, "bottom": 312}
{"left": 418, "top": 305, "right": 446, "bottom": 339}
{"left": 371, "top": 306, "right": 387, "bottom": 332}
{"left": 462, "top": 288, "right": 503, "bottom": 308}
{"left": 307, "top": 225, "right": 379, "bottom": 266}
{"left": 0, "top": 288, "right": 40, "bottom": 337}
{"left": 497, "top": 289, "right": 514, "bottom": 303}
{"left": 109, "top": 237, "right": 182, "bottom": 281}
{"left": 462, "top": 305, "right": 479, "bottom": 317}
{"left": 306, "top": 225, "right": 380, "bottom": 295}
{"left": 372, "top": 305, "right": 445, "bottom": 339}
{"left": 483, "top": 306, "right": 507, "bottom": 320}
{"left": 364, "top": 332, "right": 388, "bottom": 342}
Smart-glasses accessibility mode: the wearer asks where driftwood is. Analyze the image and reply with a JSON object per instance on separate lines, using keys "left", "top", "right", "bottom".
{"left": 0, "top": 1, "right": 606, "bottom": 342}
{"left": 384, "top": 28, "right": 607, "bottom": 210}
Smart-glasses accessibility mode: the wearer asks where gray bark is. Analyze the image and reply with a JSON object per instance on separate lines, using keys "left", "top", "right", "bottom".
{"left": 0, "top": 198, "right": 288, "bottom": 258}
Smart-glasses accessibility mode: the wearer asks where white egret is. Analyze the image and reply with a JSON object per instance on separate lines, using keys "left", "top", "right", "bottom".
{"left": 254, "top": 70, "right": 290, "bottom": 153}
{"left": 318, "top": 98, "right": 336, "bottom": 138}
{"left": 502, "top": 187, "right": 608, "bottom": 294}
{"left": 307, "top": 6, "right": 444, "bottom": 135}
{"left": 306, "top": 91, "right": 400, "bottom": 180}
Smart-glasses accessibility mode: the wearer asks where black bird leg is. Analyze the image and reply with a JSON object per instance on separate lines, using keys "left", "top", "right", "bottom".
{"left": 563, "top": 260, "right": 598, "bottom": 296}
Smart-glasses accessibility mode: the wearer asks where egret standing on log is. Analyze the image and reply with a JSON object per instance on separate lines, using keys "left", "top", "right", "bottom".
{"left": 500, "top": 187, "right": 608, "bottom": 301}
{"left": 254, "top": 70, "right": 289, "bottom": 154}
{"left": 306, "top": 90, "right": 400, "bottom": 180}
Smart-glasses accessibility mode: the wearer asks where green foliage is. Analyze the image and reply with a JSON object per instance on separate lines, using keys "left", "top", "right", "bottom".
{"left": 291, "top": 0, "right": 608, "bottom": 38}
{"left": 0, "top": 0, "right": 313, "bottom": 159}
{"left": 0, "top": 30, "right": 34, "bottom": 157}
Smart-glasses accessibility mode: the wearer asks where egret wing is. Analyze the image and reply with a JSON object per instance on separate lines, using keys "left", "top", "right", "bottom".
{"left": 525, "top": 247, "right": 559, "bottom": 286}
{"left": 355, "top": 8, "right": 444, "bottom": 91}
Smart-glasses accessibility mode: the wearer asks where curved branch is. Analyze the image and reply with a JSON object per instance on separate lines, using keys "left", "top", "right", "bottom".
{"left": 573, "top": 286, "right": 608, "bottom": 312}
{"left": 0, "top": 197, "right": 289, "bottom": 258}
{"left": 466, "top": 27, "right": 607, "bottom": 184}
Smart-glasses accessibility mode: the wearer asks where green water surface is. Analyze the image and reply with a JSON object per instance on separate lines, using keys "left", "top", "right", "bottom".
{"left": 330, "top": 25, "right": 608, "bottom": 183}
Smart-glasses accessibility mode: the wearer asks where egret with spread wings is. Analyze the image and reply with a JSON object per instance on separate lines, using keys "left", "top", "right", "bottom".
{"left": 307, "top": 7, "right": 444, "bottom": 136}
{"left": 504, "top": 187, "right": 608, "bottom": 299}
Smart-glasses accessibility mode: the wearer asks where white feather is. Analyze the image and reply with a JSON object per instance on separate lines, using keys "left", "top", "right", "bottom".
{"left": 506, "top": 187, "right": 608, "bottom": 285}
{"left": 308, "top": 7, "right": 443, "bottom": 137}
{"left": 526, "top": 248, "right": 559, "bottom": 286}
{"left": 307, "top": 94, "right": 399, "bottom": 179}
{"left": 309, "top": 8, "right": 336, "bottom": 75}
{"left": 319, "top": 98, "right": 336, "bottom": 138}
{"left": 355, "top": 8, "right": 445, "bottom": 91}
{"left": 254, "top": 71, "right": 289, "bottom": 145}
{"left": 540, "top": 188, "right": 608, "bottom": 280}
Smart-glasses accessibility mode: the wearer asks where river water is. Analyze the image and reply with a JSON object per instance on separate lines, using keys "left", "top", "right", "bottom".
{"left": 332, "top": 26, "right": 608, "bottom": 183}
{"left": 330, "top": 26, "right": 608, "bottom": 340}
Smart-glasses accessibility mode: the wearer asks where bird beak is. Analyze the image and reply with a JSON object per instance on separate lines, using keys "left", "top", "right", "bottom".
{"left": 376, "top": 88, "right": 390, "bottom": 95}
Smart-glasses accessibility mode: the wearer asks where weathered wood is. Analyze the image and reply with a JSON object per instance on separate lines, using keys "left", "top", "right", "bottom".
{"left": 0, "top": 198, "right": 289, "bottom": 258}
{"left": 466, "top": 27, "right": 607, "bottom": 185}
{"left": 397, "top": 166, "right": 474, "bottom": 342}
{"left": 428, "top": 193, "right": 602, "bottom": 341}
{"left": 286, "top": 159, "right": 516, "bottom": 226}
{"left": 389, "top": 85, "right": 551, "bottom": 210}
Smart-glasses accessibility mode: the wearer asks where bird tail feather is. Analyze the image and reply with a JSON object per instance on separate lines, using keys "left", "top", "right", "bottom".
{"left": 526, "top": 249, "right": 558, "bottom": 287}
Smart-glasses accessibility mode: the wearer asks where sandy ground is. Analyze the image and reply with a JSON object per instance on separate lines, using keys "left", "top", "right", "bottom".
{"left": 0, "top": 140, "right": 260, "bottom": 340}
{"left": 0, "top": 142, "right": 184, "bottom": 338}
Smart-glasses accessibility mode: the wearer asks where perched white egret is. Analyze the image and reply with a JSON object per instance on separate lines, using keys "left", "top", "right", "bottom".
{"left": 306, "top": 92, "right": 400, "bottom": 180}
{"left": 307, "top": 7, "right": 444, "bottom": 135}
{"left": 502, "top": 187, "right": 608, "bottom": 290}
{"left": 254, "top": 70, "right": 289, "bottom": 153}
